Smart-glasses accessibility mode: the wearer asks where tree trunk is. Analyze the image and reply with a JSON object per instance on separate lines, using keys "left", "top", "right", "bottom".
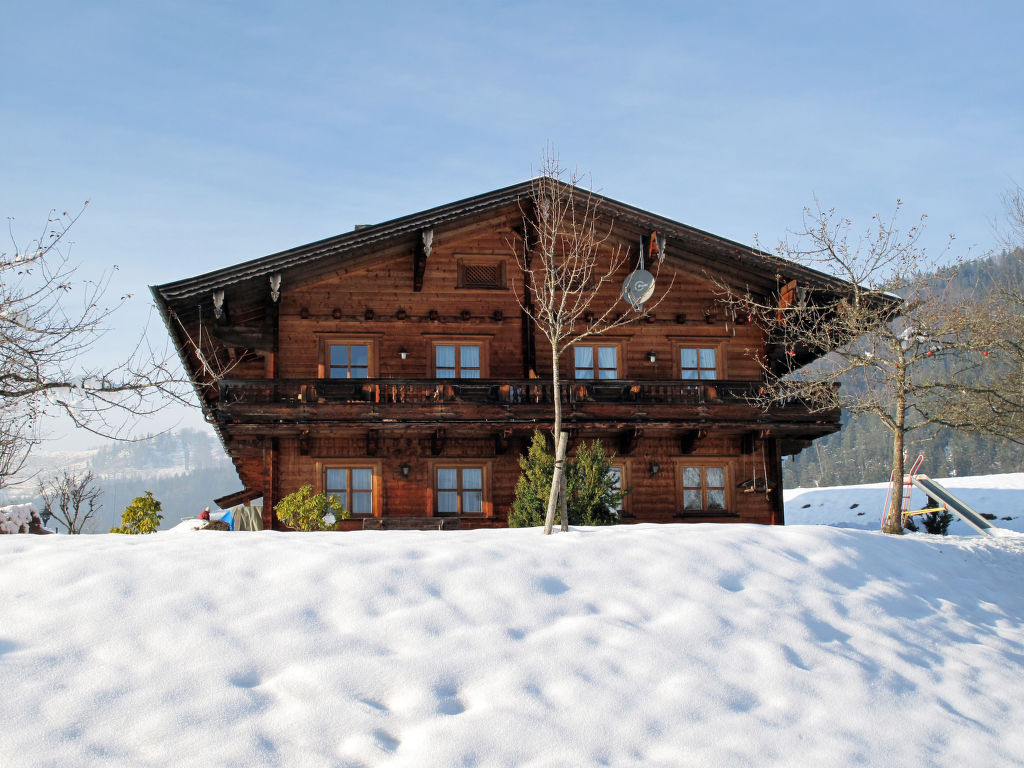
{"left": 544, "top": 431, "right": 568, "bottom": 534}
{"left": 882, "top": 377, "right": 907, "bottom": 535}
{"left": 544, "top": 343, "right": 565, "bottom": 535}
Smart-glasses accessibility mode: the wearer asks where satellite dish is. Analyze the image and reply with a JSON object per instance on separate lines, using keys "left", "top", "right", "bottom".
{"left": 622, "top": 269, "right": 655, "bottom": 310}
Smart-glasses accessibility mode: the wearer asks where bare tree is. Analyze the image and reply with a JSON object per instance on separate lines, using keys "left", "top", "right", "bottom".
{"left": 1, "top": 205, "right": 192, "bottom": 491}
{"left": 38, "top": 470, "right": 102, "bottom": 534}
{"left": 513, "top": 153, "right": 669, "bottom": 534}
{"left": 717, "top": 200, "right": 970, "bottom": 534}
{"left": 936, "top": 184, "right": 1024, "bottom": 442}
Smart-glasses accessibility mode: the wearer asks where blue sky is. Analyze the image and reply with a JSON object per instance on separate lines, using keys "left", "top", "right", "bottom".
{"left": 3, "top": 0, "right": 1023, "bottom": 443}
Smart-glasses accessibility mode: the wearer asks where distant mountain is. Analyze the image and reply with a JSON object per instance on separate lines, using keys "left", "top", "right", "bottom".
{"left": 1, "top": 428, "right": 241, "bottom": 532}
{"left": 784, "top": 250, "right": 1024, "bottom": 488}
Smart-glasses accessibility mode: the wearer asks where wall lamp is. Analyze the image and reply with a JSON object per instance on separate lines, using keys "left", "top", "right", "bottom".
{"left": 399, "top": 348, "right": 408, "bottom": 360}
{"left": 400, "top": 462, "right": 411, "bottom": 478}
{"left": 649, "top": 461, "right": 660, "bottom": 477}
{"left": 646, "top": 350, "right": 656, "bottom": 364}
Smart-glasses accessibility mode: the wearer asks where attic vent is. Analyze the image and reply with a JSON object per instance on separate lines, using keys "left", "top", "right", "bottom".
{"left": 458, "top": 260, "right": 506, "bottom": 290}
{"left": 353, "top": 224, "right": 372, "bottom": 231}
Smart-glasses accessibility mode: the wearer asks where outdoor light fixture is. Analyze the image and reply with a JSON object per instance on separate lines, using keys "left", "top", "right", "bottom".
{"left": 399, "top": 348, "right": 408, "bottom": 360}
{"left": 400, "top": 463, "right": 411, "bottom": 478}
{"left": 647, "top": 350, "right": 656, "bottom": 364}
{"left": 649, "top": 461, "right": 660, "bottom": 477}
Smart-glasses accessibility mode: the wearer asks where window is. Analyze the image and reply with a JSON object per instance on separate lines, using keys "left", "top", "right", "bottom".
{"left": 323, "top": 466, "right": 377, "bottom": 516}
{"left": 435, "top": 344, "right": 481, "bottom": 378}
{"left": 574, "top": 345, "right": 619, "bottom": 379}
{"left": 681, "top": 465, "right": 728, "bottom": 511}
{"left": 328, "top": 344, "right": 369, "bottom": 379}
{"left": 318, "top": 337, "right": 377, "bottom": 379}
{"left": 680, "top": 346, "right": 718, "bottom": 380}
{"left": 607, "top": 464, "right": 624, "bottom": 514}
{"left": 436, "top": 466, "right": 484, "bottom": 516}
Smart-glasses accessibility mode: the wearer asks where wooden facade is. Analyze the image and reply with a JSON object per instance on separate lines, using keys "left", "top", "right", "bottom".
{"left": 152, "top": 181, "right": 843, "bottom": 530}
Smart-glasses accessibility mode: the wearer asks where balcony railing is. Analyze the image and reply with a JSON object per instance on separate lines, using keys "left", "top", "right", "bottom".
{"left": 217, "top": 378, "right": 780, "bottom": 408}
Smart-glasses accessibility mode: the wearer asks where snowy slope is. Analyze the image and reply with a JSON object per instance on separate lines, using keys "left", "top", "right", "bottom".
{"left": 2, "top": 523, "right": 1023, "bottom": 767}
{"left": 785, "top": 472, "right": 1024, "bottom": 533}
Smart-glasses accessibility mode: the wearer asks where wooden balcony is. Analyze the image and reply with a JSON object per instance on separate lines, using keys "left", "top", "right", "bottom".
{"left": 215, "top": 378, "right": 839, "bottom": 434}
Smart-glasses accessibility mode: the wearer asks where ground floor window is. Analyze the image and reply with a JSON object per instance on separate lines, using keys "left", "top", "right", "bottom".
{"left": 607, "top": 464, "right": 625, "bottom": 514}
{"left": 680, "top": 464, "right": 728, "bottom": 511}
{"left": 436, "top": 466, "right": 484, "bottom": 516}
{"left": 324, "top": 466, "right": 376, "bottom": 516}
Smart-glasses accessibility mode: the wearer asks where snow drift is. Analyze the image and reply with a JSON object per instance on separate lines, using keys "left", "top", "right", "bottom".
{"left": 1, "top": 523, "right": 1022, "bottom": 767}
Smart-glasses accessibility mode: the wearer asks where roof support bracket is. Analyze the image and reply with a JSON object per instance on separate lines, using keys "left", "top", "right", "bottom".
{"left": 430, "top": 428, "right": 446, "bottom": 456}
{"left": 413, "top": 228, "right": 433, "bottom": 292}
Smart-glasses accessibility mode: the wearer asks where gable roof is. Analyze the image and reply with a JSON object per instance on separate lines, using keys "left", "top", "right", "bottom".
{"left": 151, "top": 179, "right": 849, "bottom": 308}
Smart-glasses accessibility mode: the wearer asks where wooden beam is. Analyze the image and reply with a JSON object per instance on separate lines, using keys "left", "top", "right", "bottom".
{"left": 494, "top": 429, "right": 512, "bottom": 455}
{"left": 430, "top": 428, "right": 446, "bottom": 456}
{"left": 680, "top": 428, "right": 708, "bottom": 454}
{"left": 617, "top": 427, "right": 643, "bottom": 455}
{"left": 262, "top": 437, "right": 277, "bottom": 530}
{"left": 413, "top": 228, "right": 433, "bottom": 292}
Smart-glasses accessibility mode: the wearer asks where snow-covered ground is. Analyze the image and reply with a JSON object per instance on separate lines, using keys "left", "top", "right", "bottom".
{"left": 785, "top": 472, "right": 1024, "bottom": 533}
{"left": 3, "top": 487, "right": 1024, "bottom": 767}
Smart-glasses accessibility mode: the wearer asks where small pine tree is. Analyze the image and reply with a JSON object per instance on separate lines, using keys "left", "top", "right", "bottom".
{"left": 921, "top": 509, "right": 955, "bottom": 535}
{"left": 510, "top": 432, "right": 556, "bottom": 527}
{"left": 275, "top": 485, "right": 350, "bottom": 531}
{"left": 509, "top": 431, "right": 626, "bottom": 527}
{"left": 110, "top": 491, "right": 163, "bottom": 534}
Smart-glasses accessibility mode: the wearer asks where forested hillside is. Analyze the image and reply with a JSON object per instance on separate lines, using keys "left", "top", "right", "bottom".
{"left": 784, "top": 250, "right": 1024, "bottom": 487}
{"left": 0, "top": 428, "right": 240, "bottom": 532}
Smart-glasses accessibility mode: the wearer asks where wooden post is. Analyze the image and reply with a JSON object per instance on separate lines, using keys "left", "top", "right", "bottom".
{"left": 559, "top": 453, "right": 569, "bottom": 532}
{"left": 768, "top": 437, "right": 785, "bottom": 525}
{"left": 262, "top": 436, "right": 278, "bottom": 530}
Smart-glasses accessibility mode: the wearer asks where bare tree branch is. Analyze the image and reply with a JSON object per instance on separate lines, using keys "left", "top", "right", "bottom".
{"left": 510, "top": 150, "right": 671, "bottom": 534}
{"left": 713, "top": 200, "right": 965, "bottom": 534}
{"left": 1, "top": 206, "right": 195, "bottom": 490}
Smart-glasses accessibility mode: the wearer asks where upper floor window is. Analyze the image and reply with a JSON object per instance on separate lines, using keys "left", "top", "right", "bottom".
{"left": 329, "top": 344, "right": 370, "bottom": 379}
{"left": 323, "top": 465, "right": 378, "bottom": 516}
{"left": 436, "top": 466, "right": 484, "bottom": 516}
{"left": 574, "top": 345, "right": 618, "bottom": 379}
{"left": 318, "top": 337, "right": 376, "bottom": 379}
{"left": 680, "top": 347, "right": 718, "bottom": 380}
{"left": 436, "top": 344, "right": 481, "bottom": 378}
{"left": 681, "top": 464, "right": 727, "bottom": 511}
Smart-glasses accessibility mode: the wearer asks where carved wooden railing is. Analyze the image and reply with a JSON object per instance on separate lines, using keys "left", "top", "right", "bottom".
{"left": 217, "top": 378, "right": 794, "bottom": 409}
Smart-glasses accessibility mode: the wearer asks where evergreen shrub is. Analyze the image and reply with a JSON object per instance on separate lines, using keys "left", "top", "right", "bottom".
{"left": 275, "top": 485, "right": 350, "bottom": 531}
{"left": 110, "top": 491, "right": 163, "bottom": 534}
{"left": 509, "top": 431, "right": 626, "bottom": 527}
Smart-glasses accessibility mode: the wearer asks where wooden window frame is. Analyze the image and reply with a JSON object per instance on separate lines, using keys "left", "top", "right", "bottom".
{"left": 315, "top": 460, "right": 383, "bottom": 518}
{"left": 674, "top": 459, "right": 732, "bottom": 515}
{"left": 676, "top": 340, "right": 725, "bottom": 381}
{"left": 430, "top": 337, "right": 491, "bottom": 379}
{"left": 608, "top": 460, "right": 630, "bottom": 517}
{"left": 456, "top": 258, "right": 507, "bottom": 290}
{"left": 571, "top": 340, "right": 624, "bottom": 380}
{"left": 430, "top": 460, "right": 492, "bottom": 518}
{"left": 317, "top": 336, "right": 379, "bottom": 379}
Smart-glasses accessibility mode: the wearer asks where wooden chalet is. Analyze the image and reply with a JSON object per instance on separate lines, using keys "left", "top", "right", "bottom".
{"left": 152, "top": 180, "right": 844, "bottom": 531}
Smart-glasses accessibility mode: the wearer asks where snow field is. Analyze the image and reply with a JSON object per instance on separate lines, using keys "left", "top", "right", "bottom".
{"left": 1, "top": 523, "right": 1023, "bottom": 767}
